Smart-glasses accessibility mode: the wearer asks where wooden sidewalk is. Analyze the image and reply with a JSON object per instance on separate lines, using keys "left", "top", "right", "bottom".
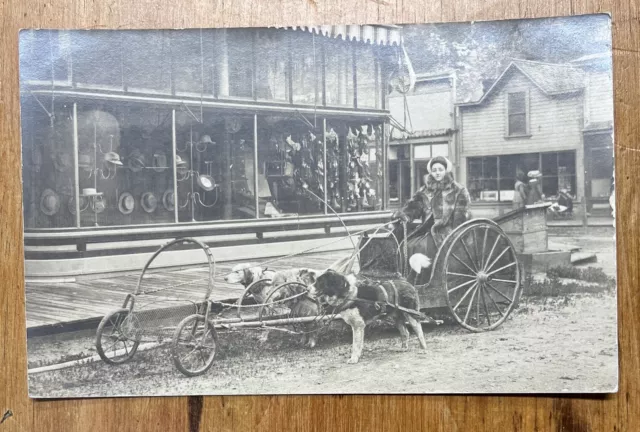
{"left": 25, "top": 249, "right": 354, "bottom": 329}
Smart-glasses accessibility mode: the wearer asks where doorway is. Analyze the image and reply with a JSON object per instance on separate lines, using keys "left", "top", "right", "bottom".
{"left": 388, "top": 160, "right": 411, "bottom": 208}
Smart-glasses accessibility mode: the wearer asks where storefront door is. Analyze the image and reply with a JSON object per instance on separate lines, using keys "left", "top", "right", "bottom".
{"left": 584, "top": 132, "right": 614, "bottom": 209}
{"left": 388, "top": 160, "right": 411, "bottom": 208}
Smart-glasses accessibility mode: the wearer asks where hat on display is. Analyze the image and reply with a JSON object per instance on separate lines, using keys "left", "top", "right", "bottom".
{"left": 40, "top": 189, "right": 60, "bottom": 216}
{"left": 152, "top": 151, "right": 168, "bottom": 172}
{"left": 197, "top": 135, "right": 214, "bottom": 152}
{"left": 68, "top": 196, "right": 88, "bottom": 215}
{"left": 127, "top": 150, "right": 146, "bottom": 172}
{"left": 104, "top": 151, "right": 123, "bottom": 166}
{"left": 528, "top": 170, "right": 542, "bottom": 179}
{"left": 427, "top": 156, "right": 453, "bottom": 174}
{"left": 175, "top": 155, "right": 188, "bottom": 166}
{"left": 196, "top": 174, "right": 217, "bottom": 191}
{"left": 53, "top": 152, "right": 73, "bottom": 172}
{"left": 162, "top": 189, "right": 175, "bottom": 211}
{"left": 118, "top": 192, "right": 136, "bottom": 214}
{"left": 141, "top": 192, "right": 158, "bottom": 213}
{"left": 82, "top": 188, "right": 103, "bottom": 197}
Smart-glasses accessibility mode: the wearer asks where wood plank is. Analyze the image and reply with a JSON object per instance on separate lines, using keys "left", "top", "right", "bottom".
{"left": 24, "top": 250, "right": 354, "bottom": 328}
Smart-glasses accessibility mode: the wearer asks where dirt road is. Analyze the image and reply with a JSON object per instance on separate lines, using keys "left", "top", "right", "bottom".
{"left": 28, "top": 291, "right": 617, "bottom": 398}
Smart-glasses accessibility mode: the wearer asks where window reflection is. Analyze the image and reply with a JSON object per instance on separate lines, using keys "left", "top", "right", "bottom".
{"left": 325, "top": 40, "right": 354, "bottom": 107}
{"left": 292, "top": 34, "right": 319, "bottom": 105}
{"left": 255, "top": 30, "right": 289, "bottom": 102}
{"left": 123, "top": 31, "right": 171, "bottom": 93}
{"left": 356, "top": 45, "right": 378, "bottom": 108}
{"left": 227, "top": 30, "right": 254, "bottom": 98}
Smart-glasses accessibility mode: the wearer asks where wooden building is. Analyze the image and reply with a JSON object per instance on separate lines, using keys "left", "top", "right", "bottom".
{"left": 19, "top": 26, "right": 407, "bottom": 277}
{"left": 387, "top": 72, "right": 456, "bottom": 207}
{"left": 457, "top": 58, "right": 613, "bottom": 217}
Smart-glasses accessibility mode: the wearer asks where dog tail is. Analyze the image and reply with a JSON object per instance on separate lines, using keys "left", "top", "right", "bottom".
{"left": 409, "top": 253, "right": 431, "bottom": 274}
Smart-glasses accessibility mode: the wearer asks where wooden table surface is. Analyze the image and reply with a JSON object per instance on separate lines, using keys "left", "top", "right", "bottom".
{"left": 1, "top": 0, "right": 637, "bottom": 431}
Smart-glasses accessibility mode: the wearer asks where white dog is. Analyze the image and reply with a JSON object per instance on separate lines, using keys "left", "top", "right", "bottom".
{"left": 224, "top": 263, "right": 322, "bottom": 347}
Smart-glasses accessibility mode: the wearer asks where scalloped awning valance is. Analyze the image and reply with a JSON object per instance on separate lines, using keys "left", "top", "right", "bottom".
{"left": 275, "top": 24, "right": 403, "bottom": 46}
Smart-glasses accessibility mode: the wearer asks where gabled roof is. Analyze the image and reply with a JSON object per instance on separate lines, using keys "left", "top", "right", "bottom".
{"left": 458, "top": 59, "right": 585, "bottom": 106}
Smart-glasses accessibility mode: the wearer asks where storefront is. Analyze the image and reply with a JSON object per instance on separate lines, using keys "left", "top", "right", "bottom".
{"left": 19, "top": 26, "right": 406, "bottom": 270}
{"left": 387, "top": 73, "right": 456, "bottom": 207}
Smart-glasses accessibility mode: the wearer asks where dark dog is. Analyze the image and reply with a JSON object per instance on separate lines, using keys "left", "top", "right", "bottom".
{"left": 312, "top": 269, "right": 427, "bottom": 363}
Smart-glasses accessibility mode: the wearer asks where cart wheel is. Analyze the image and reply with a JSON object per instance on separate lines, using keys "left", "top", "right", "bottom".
{"left": 235, "top": 278, "right": 273, "bottom": 320}
{"left": 443, "top": 222, "right": 522, "bottom": 332}
{"left": 172, "top": 314, "right": 217, "bottom": 377}
{"left": 95, "top": 308, "right": 141, "bottom": 364}
{"left": 258, "top": 282, "right": 320, "bottom": 334}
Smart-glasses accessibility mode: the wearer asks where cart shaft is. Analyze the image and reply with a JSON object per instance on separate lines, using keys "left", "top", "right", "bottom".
{"left": 213, "top": 315, "right": 334, "bottom": 329}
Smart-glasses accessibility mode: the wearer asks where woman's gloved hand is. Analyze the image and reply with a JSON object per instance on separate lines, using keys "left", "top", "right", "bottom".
{"left": 391, "top": 210, "right": 411, "bottom": 223}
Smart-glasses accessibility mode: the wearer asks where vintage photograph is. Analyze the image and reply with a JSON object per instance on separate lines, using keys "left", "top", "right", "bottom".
{"left": 19, "top": 14, "right": 617, "bottom": 398}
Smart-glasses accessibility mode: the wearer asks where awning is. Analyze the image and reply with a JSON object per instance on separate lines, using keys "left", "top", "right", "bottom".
{"left": 276, "top": 25, "right": 403, "bottom": 46}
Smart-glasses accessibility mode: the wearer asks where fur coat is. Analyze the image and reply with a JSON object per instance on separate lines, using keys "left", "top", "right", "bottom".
{"left": 400, "top": 172, "right": 472, "bottom": 245}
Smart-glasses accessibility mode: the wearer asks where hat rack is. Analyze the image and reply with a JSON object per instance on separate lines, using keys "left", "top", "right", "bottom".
{"left": 85, "top": 131, "right": 120, "bottom": 181}
{"left": 176, "top": 125, "right": 219, "bottom": 222}
{"left": 75, "top": 123, "right": 115, "bottom": 226}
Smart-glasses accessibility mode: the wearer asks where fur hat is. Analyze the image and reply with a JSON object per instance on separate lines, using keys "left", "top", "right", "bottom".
{"left": 427, "top": 156, "right": 453, "bottom": 173}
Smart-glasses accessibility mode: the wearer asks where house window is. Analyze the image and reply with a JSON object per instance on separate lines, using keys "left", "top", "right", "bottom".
{"left": 467, "top": 151, "right": 576, "bottom": 202}
{"left": 507, "top": 91, "right": 528, "bottom": 136}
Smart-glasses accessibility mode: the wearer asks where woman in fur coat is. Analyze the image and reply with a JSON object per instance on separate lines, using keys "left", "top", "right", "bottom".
{"left": 392, "top": 155, "right": 472, "bottom": 285}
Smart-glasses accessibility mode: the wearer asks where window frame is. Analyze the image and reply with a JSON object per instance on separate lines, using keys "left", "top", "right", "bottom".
{"left": 467, "top": 151, "right": 577, "bottom": 203}
{"left": 505, "top": 89, "right": 531, "bottom": 138}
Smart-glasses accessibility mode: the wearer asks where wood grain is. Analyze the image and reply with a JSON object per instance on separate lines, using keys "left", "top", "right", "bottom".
{"left": 1, "top": 0, "right": 637, "bottom": 430}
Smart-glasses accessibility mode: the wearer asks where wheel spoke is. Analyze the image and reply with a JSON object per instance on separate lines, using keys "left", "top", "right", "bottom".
{"left": 480, "top": 283, "right": 492, "bottom": 326}
{"left": 463, "top": 285, "right": 479, "bottom": 324}
{"left": 123, "top": 339, "right": 129, "bottom": 355}
{"left": 487, "top": 261, "right": 517, "bottom": 277}
{"left": 200, "top": 344, "right": 216, "bottom": 350}
{"left": 481, "top": 227, "right": 488, "bottom": 268}
{"left": 492, "top": 278, "right": 518, "bottom": 284}
{"left": 453, "top": 281, "right": 478, "bottom": 311}
{"left": 105, "top": 340, "right": 119, "bottom": 355}
{"left": 447, "top": 271, "right": 476, "bottom": 279}
{"left": 472, "top": 228, "right": 480, "bottom": 269}
{"left": 198, "top": 348, "right": 207, "bottom": 366}
{"left": 485, "top": 282, "right": 514, "bottom": 304}
{"left": 486, "top": 286, "right": 505, "bottom": 317}
{"left": 448, "top": 278, "right": 477, "bottom": 294}
{"left": 180, "top": 346, "right": 200, "bottom": 364}
{"left": 112, "top": 340, "right": 121, "bottom": 356}
{"left": 484, "top": 246, "right": 512, "bottom": 275}
{"left": 483, "top": 235, "right": 501, "bottom": 272}
{"left": 475, "top": 282, "right": 481, "bottom": 325}
{"left": 451, "top": 253, "right": 477, "bottom": 276}
{"left": 462, "top": 234, "right": 479, "bottom": 272}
